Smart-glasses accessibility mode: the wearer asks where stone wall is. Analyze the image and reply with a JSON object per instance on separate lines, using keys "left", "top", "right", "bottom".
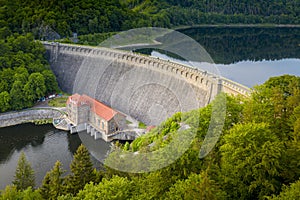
{"left": 0, "top": 108, "right": 65, "bottom": 128}
{"left": 43, "top": 42, "right": 250, "bottom": 125}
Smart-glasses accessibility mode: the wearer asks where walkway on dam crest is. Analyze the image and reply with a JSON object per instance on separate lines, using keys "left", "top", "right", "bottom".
{"left": 42, "top": 42, "right": 251, "bottom": 98}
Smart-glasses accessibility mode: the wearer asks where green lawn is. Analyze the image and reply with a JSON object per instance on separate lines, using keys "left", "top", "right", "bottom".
{"left": 48, "top": 96, "right": 69, "bottom": 107}
{"left": 138, "top": 121, "right": 147, "bottom": 129}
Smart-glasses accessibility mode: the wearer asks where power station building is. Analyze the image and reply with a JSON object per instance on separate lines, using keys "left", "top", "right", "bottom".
{"left": 66, "top": 94, "right": 126, "bottom": 141}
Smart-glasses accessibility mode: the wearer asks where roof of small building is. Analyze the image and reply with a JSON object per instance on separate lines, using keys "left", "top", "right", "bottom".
{"left": 67, "top": 94, "right": 118, "bottom": 121}
{"left": 146, "top": 125, "right": 156, "bottom": 132}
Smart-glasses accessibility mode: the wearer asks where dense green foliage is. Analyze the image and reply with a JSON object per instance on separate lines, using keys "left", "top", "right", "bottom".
{"left": 64, "top": 144, "right": 97, "bottom": 195}
{"left": 0, "top": 186, "right": 41, "bottom": 200}
{"left": 129, "top": 0, "right": 300, "bottom": 27}
{"left": 12, "top": 152, "right": 35, "bottom": 190}
{"left": 39, "top": 161, "right": 65, "bottom": 200}
{"left": 270, "top": 179, "right": 300, "bottom": 200}
{"left": 0, "top": 0, "right": 298, "bottom": 198}
{"left": 1, "top": 75, "right": 299, "bottom": 199}
{"left": 0, "top": 0, "right": 144, "bottom": 38}
{"left": 76, "top": 32, "right": 117, "bottom": 46}
{"left": 0, "top": 0, "right": 299, "bottom": 39}
{"left": 165, "top": 171, "right": 226, "bottom": 199}
{"left": 75, "top": 176, "right": 133, "bottom": 200}
{"left": 0, "top": 33, "right": 59, "bottom": 112}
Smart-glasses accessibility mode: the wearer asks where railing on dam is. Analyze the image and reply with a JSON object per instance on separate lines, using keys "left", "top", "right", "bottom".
{"left": 42, "top": 41, "right": 251, "bottom": 97}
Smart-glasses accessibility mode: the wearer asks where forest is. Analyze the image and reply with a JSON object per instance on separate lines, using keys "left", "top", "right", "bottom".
{"left": 0, "top": 75, "right": 299, "bottom": 199}
{"left": 0, "top": 0, "right": 299, "bottom": 111}
{"left": 0, "top": 0, "right": 299, "bottom": 199}
{"left": 0, "top": 0, "right": 299, "bottom": 39}
{"left": 0, "top": 33, "right": 59, "bottom": 112}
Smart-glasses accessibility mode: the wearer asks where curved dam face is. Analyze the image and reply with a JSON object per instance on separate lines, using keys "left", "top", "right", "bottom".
{"left": 44, "top": 42, "right": 249, "bottom": 125}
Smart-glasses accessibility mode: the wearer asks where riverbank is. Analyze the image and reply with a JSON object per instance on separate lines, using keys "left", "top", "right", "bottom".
{"left": 56, "top": 24, "right": 300, "bottom": 48}
{"left": 0, "top": 107, "right": 66, "bottom": 128}
{"left": 173, "top": 23, "right": 300, "bottom": 30}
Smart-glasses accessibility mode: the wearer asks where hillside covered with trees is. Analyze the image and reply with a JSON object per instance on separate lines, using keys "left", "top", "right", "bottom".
{"left": 0, "top": 0, "right": 299, "bottom": 112}
{"left": 0, "top": 0, "right": 299, "bottom": 39}
{"left": 0, "top": 33, "right": 59, "bottom": 112}
{"left": 0, "top": 0, "right": 299, "bottom": 199}
{"left": 0, "top": 75, "right": 299, "bottom": 199}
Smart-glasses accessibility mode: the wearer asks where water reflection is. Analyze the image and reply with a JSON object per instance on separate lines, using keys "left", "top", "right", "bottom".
{"left": 135, "top": 27, "right": 300, "bottom": 87}
{"left": 179, "top": 27, "right": 300, "bottom": 64}
{"left": 0, "top": 124, "right": 82, "bottom": 189}
{"left": 216, "top": 59, "right": 300, "bottom": 87}
{"left": 0, "top": 124, "right": 48, "bottom": 163}
{"left": 0, "top": 123, "right": 109, "bottom": 189}
{"left": 149, "top": 50, "right": 300, "bottom": 87}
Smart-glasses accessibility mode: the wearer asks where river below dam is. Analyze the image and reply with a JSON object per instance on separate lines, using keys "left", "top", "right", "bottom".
{"left": 0, "top": 27, "right": 300, "bottom": 189}
{"left": 0, "top": 124, "right": 110, "bottom": 189}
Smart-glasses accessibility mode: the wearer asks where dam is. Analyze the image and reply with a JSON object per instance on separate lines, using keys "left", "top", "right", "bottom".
{"left": 43, "top": 42, "right": 250, "bottom": 126}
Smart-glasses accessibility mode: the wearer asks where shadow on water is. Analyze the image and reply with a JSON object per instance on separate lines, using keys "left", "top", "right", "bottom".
{"left": 76, "top": 131, "right": 110, "bottom": 169}
{"left": 67, "top": 131, "right": 82, "bottom": 155}
{"left": 0, "top": 123, "right": 110, "bottom": 189}
{"left": 67, "top": 131, "right": 104, "bottom": 170}
{"left": 0, "top": 124, "right": 50, "bottom": 163}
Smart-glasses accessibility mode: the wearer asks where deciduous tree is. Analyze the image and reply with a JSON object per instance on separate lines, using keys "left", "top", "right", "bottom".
{"left": 0, "top": 91, "right": 10, "bottom": 112}
{"left": 220, "top": 123, "right": 283, "bottom": 199}
{"left": 42, "top": 70, "right": 59, "bottom": 94}
{"left": 75, "top": 176, "right": 133, "bottom": 200}
{"left": 10, "top": 80, "right": 26, "bottom": 110}
{"left": 23, "top": 72, "right": 46, "bottom": 103}
{"left": 165, "top": 171, "right": 226, "bottom": 200}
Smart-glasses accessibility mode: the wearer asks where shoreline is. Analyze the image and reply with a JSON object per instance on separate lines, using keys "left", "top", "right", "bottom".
{"left": 57, "top": 23, "right": 300, "bottom": 47}
{"left": 173, "top": 24, "right": 300, "bottom": 31}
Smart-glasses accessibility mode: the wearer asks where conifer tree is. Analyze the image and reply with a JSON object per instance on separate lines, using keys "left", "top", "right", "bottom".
{"left": 39, "top": 172, "right": 51, "bottom": 199}
{"left": 65, "top": 144, "right": 95, "bottom": 195}
{"left": 39, "top": 161, "right": 65, "bottom": 200}
{"left": 12, "top": 152, "right": 35, "bottom": 190}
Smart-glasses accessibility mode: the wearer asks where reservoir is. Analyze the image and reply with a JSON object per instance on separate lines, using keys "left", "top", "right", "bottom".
{"left": 0, "top": 27, "right": 300, "bottom": 189}
{"left": 0, "top": 124, "right": 78, "bottom": 189}
{"left": 0, "top": 124, "right": 110, "bottom": 189}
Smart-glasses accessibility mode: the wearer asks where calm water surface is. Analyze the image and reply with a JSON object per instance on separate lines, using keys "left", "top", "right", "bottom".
{"left": 150, "top": 51, "right": 300, "bottom": 87}
{"left": 0, "top": 124, "right": 109, "bottom": 189}
{"left": 1, "top": 27, "right": 300, "bottom": 189}
{"left": 138, "top": 27, "right": 300, "bottom": 87}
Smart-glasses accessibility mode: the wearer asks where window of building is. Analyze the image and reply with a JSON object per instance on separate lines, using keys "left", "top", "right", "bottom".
{"left": 102, "top": 121, "right": 105, "bottom": 129}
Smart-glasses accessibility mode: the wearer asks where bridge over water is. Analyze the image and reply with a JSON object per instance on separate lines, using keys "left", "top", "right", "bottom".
{"left": 43, "top": 42, "right": 250, "bottom": 126}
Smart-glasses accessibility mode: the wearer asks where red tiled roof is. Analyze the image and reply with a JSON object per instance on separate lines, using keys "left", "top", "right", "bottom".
{"left": 146, "top": 125, "right": 156, "bottom": 132}
{"left": 67, "top": 93, "right": 81, "bottom": 105}
{"left": 67, "top": 94, "right": 117, "bottom": 121}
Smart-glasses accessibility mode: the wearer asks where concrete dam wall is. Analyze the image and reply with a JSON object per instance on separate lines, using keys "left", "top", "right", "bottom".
{"left": 44, "top": 42, "right": 249, "bottom": 125}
